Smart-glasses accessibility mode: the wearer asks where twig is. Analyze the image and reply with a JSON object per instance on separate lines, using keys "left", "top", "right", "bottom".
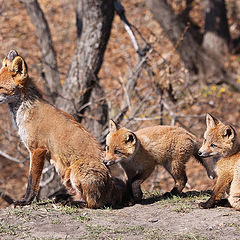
{"left": 114, "top": 1, "right": 140, "bottom": 55}
{"left": 0, "top": 150, "right": 25, "bottom": 163}
{"left": 0, "top": 191, "right": 14, "bottom": 204}
{"left": 40, "top": 168, "right": 55, "bottom": 187}
{"left": 42, "top": 164, "right": 54, "bottom": 174}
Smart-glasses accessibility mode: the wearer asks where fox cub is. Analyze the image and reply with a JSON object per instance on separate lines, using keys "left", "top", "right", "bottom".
{"left": 105, "top": 120, "right": 215, "bottom": 203}
{"left": 0, "top": 50, "right": 127, "bottom": 208}
{"left": 198, "top": 113, "right": 240, "bottom": 210}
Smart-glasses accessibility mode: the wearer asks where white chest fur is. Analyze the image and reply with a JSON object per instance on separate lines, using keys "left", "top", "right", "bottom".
{"left": 16, "top": 103, "right": 29, "bottom": 150}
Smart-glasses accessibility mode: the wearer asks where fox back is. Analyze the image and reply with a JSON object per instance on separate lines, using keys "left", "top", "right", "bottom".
{"left": 105, "top": 120, "right": 215, "bottom": 203}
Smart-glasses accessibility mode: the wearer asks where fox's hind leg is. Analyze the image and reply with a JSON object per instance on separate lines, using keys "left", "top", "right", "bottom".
{"left": 165, "top": 160, "right": 187, "bottom": 195}
{"left": 228, "top": 160, "right": 240, "bottom": 210}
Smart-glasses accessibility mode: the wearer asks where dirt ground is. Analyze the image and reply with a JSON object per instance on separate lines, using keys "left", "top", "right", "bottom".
{"left": 0, "top": 192, "right": 240, "bottom": 240}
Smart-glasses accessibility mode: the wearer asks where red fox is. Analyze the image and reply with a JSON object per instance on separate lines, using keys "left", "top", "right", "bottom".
{"left": 0, "top": 50, "right": 127, "bottom": 208}
{"left": 104, "top": 120, "right": 216, "bottom": 203}
{"left": 198, "top": 113, "right": 240, "bottom": 210}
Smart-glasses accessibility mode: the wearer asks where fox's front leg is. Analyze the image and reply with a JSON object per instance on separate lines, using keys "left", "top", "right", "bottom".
{"left": 199, "top": 173, "right": 232, "bottom": 209}
{"left": 15, "top": 148, "right": 47, "bottom": 206}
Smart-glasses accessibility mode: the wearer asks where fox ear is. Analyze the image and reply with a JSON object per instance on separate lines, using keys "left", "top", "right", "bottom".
{"left": 223, "top": 125, "right": 236, "bottom": 139}
{"left": 206, "top": 113, "right": 221, "bottom": 129}
{"left": 8, "top": 53, "right": 28, "bottom": 86}
{"left": 124, "top": 132, "right": 136, "bottom": 145}
{"left": 109, "top": 119, "right": 120, "bottom": 132}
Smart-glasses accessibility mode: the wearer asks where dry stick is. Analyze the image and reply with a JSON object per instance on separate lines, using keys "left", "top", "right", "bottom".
{"left": 19, "top": 0, "right": 60, "bottom": 102}
{"left": 129, "top": 89, "right": 153, "bottom": 121}
{"left": 162, "top": 100, "right": 205, "bottom": 127}
{"left": 114, "top": 1, "right": 168, "bottom": 191}
{"left": 114, "top": 1, "right": 140, "bottom": 55}
{"left": 39, "top": 169, "right": 55, "bottom": 187}
{"left": 114, "top": 0, "right": 150, "bottom": 124}
{"left": 0, "top": 191, "right": 14, "bottom": 205}
{"left": 0, "top": 150, "right": 24, "bottom": 163}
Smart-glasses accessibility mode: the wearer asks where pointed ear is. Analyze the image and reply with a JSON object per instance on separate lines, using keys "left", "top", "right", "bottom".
{"left": 206, "top": 113, "right": 221, "bottom": 129}
{"left": 124, "top": 132, "right": 137, "bottom": 145}
{"left": 6, "top": 50, "right": 19, "bottom": 62}
{"left": 109, "top": 119, "right": 120, "bottom": 133}
{"left": 9, "top": 55, "right": 28, "bottom": 85}
{"left": 223, "top": 125, "right": 236, "bottom": 140}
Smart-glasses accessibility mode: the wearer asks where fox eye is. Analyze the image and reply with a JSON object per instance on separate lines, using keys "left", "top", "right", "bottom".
{"left": 210, "top": 143, "right": 217, "bottom": 148}
{"left": 114, "top": 150, "right": 121, "bottom": 155}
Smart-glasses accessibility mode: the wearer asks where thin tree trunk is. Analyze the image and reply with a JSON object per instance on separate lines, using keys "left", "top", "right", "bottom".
{"left": 19, "top": 0, "right": 60, "bottom": 102}
{"left": 86, "top": 83, "right": 108, "bottom": 144}
{"left": 55, "top": 0, "right": 114, "bottom": 126}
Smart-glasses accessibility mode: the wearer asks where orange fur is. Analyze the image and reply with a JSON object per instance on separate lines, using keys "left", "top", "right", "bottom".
{"left": 198, "top": 113, "right": 240, "bottom": 210}
{"left": 105, "top": 120, "right": 215, "bottom": 203}
{"left": 0, "top": 50, "right": 126, "bottom": 208}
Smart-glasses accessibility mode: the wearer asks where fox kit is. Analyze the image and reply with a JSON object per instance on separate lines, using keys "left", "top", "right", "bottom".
{"left": 105, "top": 120, "right": 215, "bottom": 203}
{"left": 0, "top": 50, "right": 126, "bottom": 208}
{"left": 198, "top": 113, "right": 240, "bottom": 210}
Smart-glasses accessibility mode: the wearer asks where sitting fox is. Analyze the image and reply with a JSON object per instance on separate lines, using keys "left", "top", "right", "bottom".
{"left": 104, "top": 120, "right": 216, "bottom": 203}
{"left": 198, "top": 113, "right": 240, "bottom": 210}
{"left": 0, "top": 50, "right": 127, "bottom": 208}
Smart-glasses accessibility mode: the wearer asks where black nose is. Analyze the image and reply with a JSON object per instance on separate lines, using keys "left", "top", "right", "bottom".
{"left": 103, "top": 160, "right": 108, "bottom": 165}
{"left": 198, "top": 151, "right": 202, "bottom": 156}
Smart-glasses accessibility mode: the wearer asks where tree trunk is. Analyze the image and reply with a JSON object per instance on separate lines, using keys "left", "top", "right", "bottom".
{"left": 202, "top": 0, "right": 230, "bottom": 55}
{"left": 146, "top": 0, "right": 201, "bottom": 74}
{"left": 19, "top": 0, "right": 60, "bottom": 102}
{"left": 86, "top": 83, "right": 108, "bottom": 144}
{"left": 55, "top": 0, "right": 114, "bottom": 126}
{"left": 21, "top": 0, "right": 114, "bottom": 199}
{"left": 146, "top": 0, "right": 240, "bottom": 90}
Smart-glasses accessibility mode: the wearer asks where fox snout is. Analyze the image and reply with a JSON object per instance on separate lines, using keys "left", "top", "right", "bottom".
{"left": 104, "top": 159, "right": 115, "bottom": 166}
{"left": 198, "top": 150, "right": 211, "bottom": 158}
{"left": 104, "top": 158, "right": 126, "bottom": 166}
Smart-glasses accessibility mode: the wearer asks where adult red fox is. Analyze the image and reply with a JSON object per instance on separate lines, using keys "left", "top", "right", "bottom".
{"left": 104, "top": 120, "right": 216, "bottom": 203}
{"left": 198, "top": 113, "right": 240, "bottom": 210}
{"left": 0, "top": 50, "right": 126, "bottom": 208}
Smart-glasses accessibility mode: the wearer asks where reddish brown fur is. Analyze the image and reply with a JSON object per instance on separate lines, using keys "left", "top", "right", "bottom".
{"left": 105, "top": 120, "right": 215, "bottom": 203}
{"left": 198, "top": 113, "right": 240, "bottom": 210}
{"left": 0, "top": 50, "right": 126, "bottom": 208}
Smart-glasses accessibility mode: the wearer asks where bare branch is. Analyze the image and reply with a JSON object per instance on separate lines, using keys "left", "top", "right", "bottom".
{"left": 19, "top": 0, "right": 60, "bottom": 102}
{"left": 39, "top": 169, "right": 55, "bottom": 187}
{"left": 0, "top": 150, "right": 25, "bottom": 163}
{"left": 0, "top": 191, "right": 14, "bottom": 205}
{"left": 114, "top": 1, "right": 140, "bottom": 55}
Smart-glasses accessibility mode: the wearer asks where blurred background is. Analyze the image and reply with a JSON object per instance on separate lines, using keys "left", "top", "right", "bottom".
{"left": 0, "top": 0, "right": 240, "bottom": 207}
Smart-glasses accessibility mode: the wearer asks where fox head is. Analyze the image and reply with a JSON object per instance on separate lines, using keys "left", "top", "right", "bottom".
{"left": 198, "top": 113, "right": 238, "bottom": 158}
{"left": 104, "top": 120, "right": 139, "bottom": 166}
{"left": 0, "top": 50, "right": 28, "bottom": 104}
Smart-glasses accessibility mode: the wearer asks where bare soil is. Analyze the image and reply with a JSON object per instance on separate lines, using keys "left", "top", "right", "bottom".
{"left": 1, "top": 156, "right": 240, "bottom": 240}
{"left": 0, "top": 192, "right": 240, "bottom": 240}
{"left": 0, "top": 0, "right": 240, "bottom": 239}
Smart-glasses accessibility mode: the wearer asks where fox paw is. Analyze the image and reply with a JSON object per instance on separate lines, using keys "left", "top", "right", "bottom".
{"left": 14, "top": 200, "right": 31, "bottom": 207}
{"left": 199, "top": 201, "right": 215, "bottom": 209}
